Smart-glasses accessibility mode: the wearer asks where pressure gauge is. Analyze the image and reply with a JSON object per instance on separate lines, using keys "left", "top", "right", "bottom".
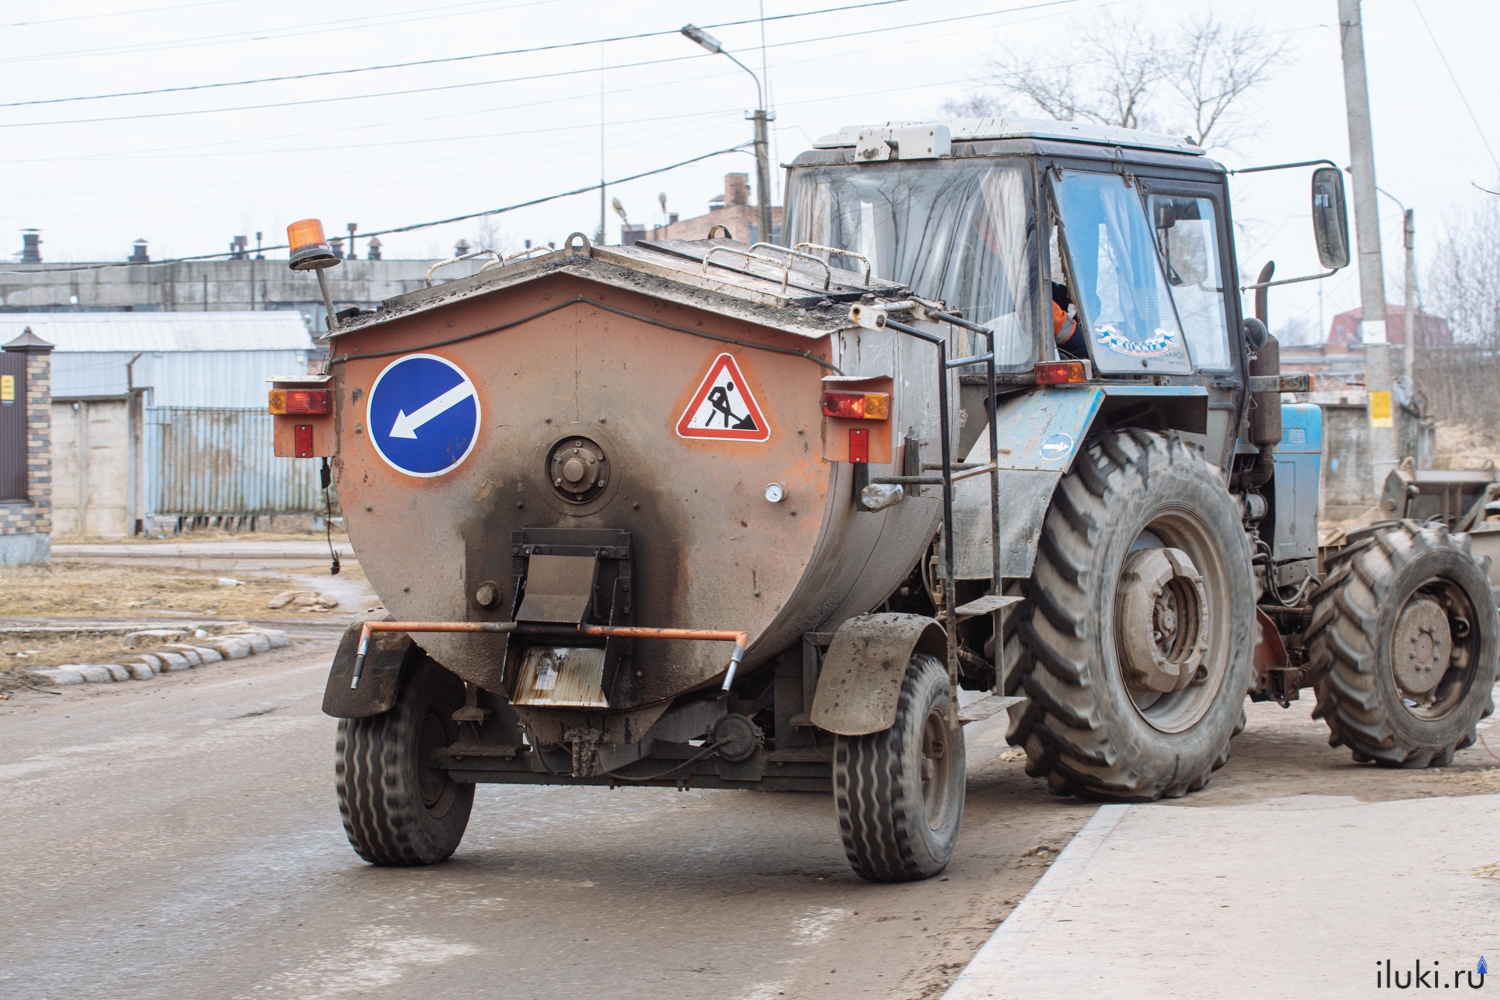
{"left": 764, "top": 482, "right": 786, "bottom": 503}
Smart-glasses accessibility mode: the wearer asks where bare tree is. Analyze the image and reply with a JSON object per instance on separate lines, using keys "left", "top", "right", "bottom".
{"left": 945, "top": 11, "right": 1288, "bottom": 151}
{"left": 1417, "top": 197, "right": 1500, "bottom": 435}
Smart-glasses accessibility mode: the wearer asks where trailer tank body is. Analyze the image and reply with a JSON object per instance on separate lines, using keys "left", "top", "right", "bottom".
{"left": 322, "top": 240, "right": 959, "bottom": 720}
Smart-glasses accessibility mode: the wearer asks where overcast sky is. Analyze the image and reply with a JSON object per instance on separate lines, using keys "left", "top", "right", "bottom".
{"left": 1, "top": 0, "right": 1494, "bottom": 340}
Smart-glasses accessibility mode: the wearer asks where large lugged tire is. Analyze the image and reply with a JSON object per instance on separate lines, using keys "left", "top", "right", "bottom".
{"left": 1306, "top": 521, "right": 1498, "bottom": 767}
{"left": 1008, "top": 429, "right": 1256, "bottom": 800}
{"left": 834, "top": 653, "right": 965, "bottom": 882}
{"left": 336, "top": 654, "right": 474, "bottom": 865}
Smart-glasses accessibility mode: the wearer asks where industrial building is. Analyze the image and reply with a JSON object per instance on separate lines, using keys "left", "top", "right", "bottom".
{"left": 0, "top": 312, "right": 318, "bottom": 537}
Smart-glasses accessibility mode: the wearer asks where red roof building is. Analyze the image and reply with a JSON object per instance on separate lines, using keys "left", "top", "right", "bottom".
{"left": 1327, "top": 305, "right": 1451, "bottom": 346}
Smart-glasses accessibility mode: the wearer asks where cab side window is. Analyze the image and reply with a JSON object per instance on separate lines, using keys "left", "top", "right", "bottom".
{"left": 1147, "top": 194, "right": 1232, "bottom": 372}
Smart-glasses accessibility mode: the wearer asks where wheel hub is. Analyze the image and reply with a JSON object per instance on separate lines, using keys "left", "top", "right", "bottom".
{"left": 1392, "top": 597, "right": 1451, "bottom": 698}
{"left": 1118, "top": 547, "right": 1209, "bottom": 693}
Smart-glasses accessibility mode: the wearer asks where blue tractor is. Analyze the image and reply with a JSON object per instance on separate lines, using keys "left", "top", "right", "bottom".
{"left": 785, "top": 117, "right": 1497, "bottom": 802}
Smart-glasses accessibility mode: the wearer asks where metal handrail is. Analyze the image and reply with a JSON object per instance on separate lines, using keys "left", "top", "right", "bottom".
{"left": 794, "top": 242, "right": 872, "bottom": 285}
{"left": 853, "top": 302, "right": 1003, "bottom": 730}
{"left": 701, "top": 245, "right": 790, "bottom": 293}
{"left": 425, "top": 248, "right": 502, "bottom": 286}
{"left": 479, "top": 246, "right": 554, "bottom": 272}
{"left": 749, "top": 243, "right": 832, "bottom": 290}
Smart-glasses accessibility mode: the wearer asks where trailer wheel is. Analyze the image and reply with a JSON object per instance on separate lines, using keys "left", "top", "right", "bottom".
{"left": 1008, "top": 429, "right": 1255, "bottom": 800}
{"left": 1306, "top": 522, "right": 1497, "bottom": 767}
{"left": 834, "top": 653, "right": 965, "bottom": 882}
{"left": 336, "top": 654, "right": 474, "bottom": 865}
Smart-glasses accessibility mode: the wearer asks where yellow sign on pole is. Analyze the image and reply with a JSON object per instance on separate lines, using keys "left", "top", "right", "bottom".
{"left": 1369, "top": 389, "right": 1393, "bottom": 428}
{"left": 0, "top": 375, "right": 15, "bottom": 404}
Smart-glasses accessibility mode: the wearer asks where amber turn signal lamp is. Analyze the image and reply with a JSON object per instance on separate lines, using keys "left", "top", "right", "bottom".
{"left": 822, "top": 390, "right": 890, "bottom": 420}
{"left": 1034, "top": 360, "right": 1091, "bottom": 385}
{"left": 268, "top": 388, "right": 332, "bottom": 415}
{"left": 287, "top": 218, "right": 339, "bottom": 271}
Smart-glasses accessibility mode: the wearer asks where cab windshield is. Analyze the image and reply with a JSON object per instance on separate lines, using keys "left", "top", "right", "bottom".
{"left": 784, "top": 158, "right": 1037, "bottom": 370}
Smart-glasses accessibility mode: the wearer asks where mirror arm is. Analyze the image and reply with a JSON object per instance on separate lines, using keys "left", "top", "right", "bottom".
{"left": 1228, "top": 158, "right": 1341, "bottom": 175}
{"left": 1240, "top": 268, "right": 1341, "bottom": 291}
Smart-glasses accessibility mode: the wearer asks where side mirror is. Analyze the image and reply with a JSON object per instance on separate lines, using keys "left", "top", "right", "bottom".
{"left": 1311, "top": 167, "right": 1350, "bottom": 269}
{"left": 1241, "top": 317, "right": 1269, "bottom": 355}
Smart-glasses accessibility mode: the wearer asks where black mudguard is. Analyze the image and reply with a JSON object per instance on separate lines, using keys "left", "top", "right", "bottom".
{"left": 322, "top": 611, "right": 415, "bottom": 718}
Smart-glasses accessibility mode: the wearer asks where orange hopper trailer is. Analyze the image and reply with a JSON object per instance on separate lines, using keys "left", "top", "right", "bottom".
{"left": 271, "top": 226, "right": 1009, "bottom": 881}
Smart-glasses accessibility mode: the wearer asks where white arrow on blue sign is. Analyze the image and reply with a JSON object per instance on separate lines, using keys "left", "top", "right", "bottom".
{"left": 366, "top": 353, "right": 481, "bottom": 478}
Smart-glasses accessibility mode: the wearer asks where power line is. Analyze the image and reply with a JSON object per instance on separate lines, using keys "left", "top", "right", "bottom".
{"left": 0, "top": 0, "right": 1086, "bottom": 166}
{"left": 0, "top": 144, "right": 751, "bottom": 274}
{"left": 0, "top": 0, "right": 563, "bottom": 66}
{"left": 0, "top": 0, "right": 916, "bottom": 103}
{"left": 0, "top": 0, "right": 250, "bottom": 29}
{"left": 1410, "top": 0, "right": 1500, "bottom": 176}
{"left": 0, "top": 0, "right": 1080, "bottom": 130}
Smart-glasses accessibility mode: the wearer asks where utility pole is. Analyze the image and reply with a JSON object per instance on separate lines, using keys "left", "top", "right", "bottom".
{"left": 1338, "top": 0, "right": 1396, "bottom": 493}
{"left": 1402, "top": 207, "right": 1416, "bottom": 383}
{"left": 751, "top": 109, "right": 773, "bottom": 243}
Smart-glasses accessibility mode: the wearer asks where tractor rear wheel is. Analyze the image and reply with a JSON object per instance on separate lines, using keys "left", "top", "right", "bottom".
{"left": 1008, "top": 429, "right": 1256, "bottom": 800}
{"left": 1306, "top": 521, "right": 1497, "bottom": 767}
{"left": 834, "top": 653, "right": 965, "bottom": 882}
{"left": 336, "top": 654, "right": 474, "bottom": 865}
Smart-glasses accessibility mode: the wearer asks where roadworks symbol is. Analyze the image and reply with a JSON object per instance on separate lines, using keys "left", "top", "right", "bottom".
{"left": 676, "top": 352, "right": 770, "bottom": 442}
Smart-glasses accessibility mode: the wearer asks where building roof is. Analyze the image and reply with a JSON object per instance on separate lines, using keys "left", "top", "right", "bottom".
{"left": 0, "top": 311, "right": 312, "bottom": 353}
{"left": 813, "top": 116, "right": 1204, "bottom": 156}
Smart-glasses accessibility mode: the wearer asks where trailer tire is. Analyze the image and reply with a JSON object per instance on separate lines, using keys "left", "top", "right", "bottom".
{"left": 834, "top": 653, "right": 964, "bottom": 882}
{"left": 1306, "top": 522, "right": 1497, "bottom": 767}
{"left": 1008, "top": 429, "right": 1256, "bottom": 801}
{"left": 336, "top": 654, "right": 474, "bottom": 865}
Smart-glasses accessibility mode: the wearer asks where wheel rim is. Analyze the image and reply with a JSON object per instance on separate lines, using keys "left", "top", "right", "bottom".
{"left": 1390, "top": 580, "right": 1480, "bottom": 721}
{"left": 1113, "top": 513, "right": 1233, "bottom": 733}
{"left": 417, "top": 708, "right": 453, "bottom": 811}
{"left": 919, "top": 706, "right": 955, "bottom": 830}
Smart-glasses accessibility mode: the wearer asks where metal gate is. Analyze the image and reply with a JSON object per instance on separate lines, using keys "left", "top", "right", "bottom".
{"left": 145, "top": 406, "right": 323, "bottom": 516}
{"left": 0, "top": 352, "right": 27, "bottom": 502}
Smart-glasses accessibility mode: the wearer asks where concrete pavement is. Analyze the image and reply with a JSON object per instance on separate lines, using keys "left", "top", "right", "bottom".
{"left": 946, "top": 692, "right": 1500, "bottom": 1000}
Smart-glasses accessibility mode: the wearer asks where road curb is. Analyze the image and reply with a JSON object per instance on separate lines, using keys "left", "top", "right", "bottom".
{"left": 943, "top": 803, "right": 1131, "bottom": 1000}
{"left": 26, "top": 625, "right": 294, "bottom": 687}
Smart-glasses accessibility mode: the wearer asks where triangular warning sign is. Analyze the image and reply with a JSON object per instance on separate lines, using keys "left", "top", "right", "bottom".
{"left": 676, "top": 352, "right": 770, "bottom": 442}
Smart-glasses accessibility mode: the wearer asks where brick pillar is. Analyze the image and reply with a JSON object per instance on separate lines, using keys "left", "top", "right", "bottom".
{"left": 0, "top": 328, "right": 53, "bottom": 563}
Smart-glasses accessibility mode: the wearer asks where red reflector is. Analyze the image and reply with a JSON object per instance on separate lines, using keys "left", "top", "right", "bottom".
{"left": 848, "top": 427, "right": 869, "bottom": 464}
{"left": 822, "top": 390, "right": 890, "bottom": 420}
{"left": 1034, "top": 360, "right": 1090, "bottom": 385}
{"left": 269, "top": 388, "right": 332, "bottom": 415}
{"left": 294, "top": 424, "right": 314, "bottom": 458}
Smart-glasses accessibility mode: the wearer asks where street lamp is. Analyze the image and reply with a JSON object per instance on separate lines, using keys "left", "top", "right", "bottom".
{"left": 681, "top": 24, "right": 774, "bottom": 245}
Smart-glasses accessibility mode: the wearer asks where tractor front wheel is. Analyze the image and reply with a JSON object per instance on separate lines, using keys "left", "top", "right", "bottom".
{"left": 1306, "top": 522, "right": 1498, "bottom": 767}
{"left": 1008, "top": 429, "right": 1257, "bottom": 800}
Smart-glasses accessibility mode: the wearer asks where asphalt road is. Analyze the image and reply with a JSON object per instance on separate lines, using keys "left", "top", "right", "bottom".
{"left": 0, "top": 636, "right": 1094, "bottom": 1000}
{"left": 10, "top": 634, "right": 1494, "bottom": 1000}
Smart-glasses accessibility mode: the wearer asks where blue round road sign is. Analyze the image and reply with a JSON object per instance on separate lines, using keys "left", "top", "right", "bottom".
{"left": 366, "top": 353, "right": 481, "bottom": 478}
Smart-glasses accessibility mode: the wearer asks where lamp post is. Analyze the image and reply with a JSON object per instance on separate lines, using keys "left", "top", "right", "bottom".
{"left": 682, "top": 24, "right": 774, "bottom": 244}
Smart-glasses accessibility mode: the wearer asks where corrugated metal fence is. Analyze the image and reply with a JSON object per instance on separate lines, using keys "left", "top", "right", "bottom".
{"left": 145, "top": 406, "right": 324, "bottom": 515}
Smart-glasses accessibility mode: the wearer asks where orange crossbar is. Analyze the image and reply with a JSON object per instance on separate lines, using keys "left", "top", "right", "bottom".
{"left": 350, "top": 620, "right": 750, "bottom": 691}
